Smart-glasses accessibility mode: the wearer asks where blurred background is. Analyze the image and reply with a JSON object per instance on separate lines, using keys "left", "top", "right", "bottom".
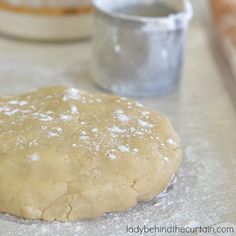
{"left": 0, "top": 0, "right": 235, "bottom": 101}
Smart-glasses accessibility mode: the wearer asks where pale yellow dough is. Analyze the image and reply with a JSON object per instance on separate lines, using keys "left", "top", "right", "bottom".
{"left": 0, "top": 86, "right": 181, "bottom": 221}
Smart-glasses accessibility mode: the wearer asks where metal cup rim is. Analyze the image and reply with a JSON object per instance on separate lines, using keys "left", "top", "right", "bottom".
{"left": 92, "top": 0, "right": 193, "bottom": 30}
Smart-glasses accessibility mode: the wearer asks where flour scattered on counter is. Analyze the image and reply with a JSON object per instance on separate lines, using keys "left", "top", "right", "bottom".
{"left": 185, "top": 220, "right": 200, "bottom": 228}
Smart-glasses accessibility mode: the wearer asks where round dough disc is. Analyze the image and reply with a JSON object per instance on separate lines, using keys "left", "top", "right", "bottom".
{"left": 0, "top": 86, "right": 181, "bottom": 221}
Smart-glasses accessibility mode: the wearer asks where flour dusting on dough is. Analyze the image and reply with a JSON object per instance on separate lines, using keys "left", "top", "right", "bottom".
{"left": 28, "top": 154, "right": 40, "bottom": 162}
{"left": 0, "top": 86, "right": 181, "bottom": 223}
{"left": 63, "top": 88, "right": 81, "bottom": 101}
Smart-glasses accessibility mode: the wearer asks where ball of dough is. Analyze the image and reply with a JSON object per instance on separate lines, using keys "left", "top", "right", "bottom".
{"left": 0, "top": 86, "right": 181, "bottom": 221}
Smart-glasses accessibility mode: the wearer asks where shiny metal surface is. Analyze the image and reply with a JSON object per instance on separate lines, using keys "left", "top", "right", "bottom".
{"left": 0, "top": 1, "right": 235, "bottom": 235}
{"left": 92, "top": 0, "right": 192, "bottom": 97}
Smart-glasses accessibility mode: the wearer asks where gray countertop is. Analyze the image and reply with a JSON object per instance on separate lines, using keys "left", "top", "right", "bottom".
{"left": 0, "top": 1, "right": 236, "bottom": 235}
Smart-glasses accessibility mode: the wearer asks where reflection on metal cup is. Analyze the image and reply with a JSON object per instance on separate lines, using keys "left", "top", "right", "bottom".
{"left": 92, "top": 0, "right": 193, "bottom": 97}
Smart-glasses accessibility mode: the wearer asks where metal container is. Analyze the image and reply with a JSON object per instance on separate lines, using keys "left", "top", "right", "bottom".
{"left": 92, "top": 0, "right": 193, "bottom": 97}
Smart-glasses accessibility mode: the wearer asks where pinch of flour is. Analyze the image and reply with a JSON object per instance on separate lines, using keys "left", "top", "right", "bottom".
{"left": 127, "top": 102, "right": 134, "bottom": 109}
{"left": 33, "top": 113, "right": 53, "bottom": 122}
{"left": 142, "top": 111, "right": 150, "bottom": 117}
{"left": 8, "top": 100, "right": 28, "bottom": 106}
{"left": 28, "top": 154, "right": 40, "bottom": 161}
{"left": 4, "top": 109, "right": 19, "bottom": 116}
{"left": 80, "top": 135, "right": 88, "bottom": 141}
{"left": 108, "top": 153, "right": 116, "bottom": 160}
{"left": 94, "top": 145, "right": 100, "bottom": 151}
{"left": 167, "top": 138, "right": 176, "bottom": 146}
{"left": 134, "top": 130, "right": 144, "bottom": 136}
{"left": 80, "top": 131, "right": 87, "bottom": 136}
{"left": 118, "top": 145, "right": 130, "bottom": 152}
{"left": 70, "top": 105, "right": 78, "bottom": 114}
{"left": 114, "top": 110, "right": 130, "bottom": 123}
{"left": 130, "top": 127, "right": 136, "bottom": 132}
{"left": 109, "top": 125, "right": 126, "bottom": 134}
{"left": 48, "top": 131, "right": 59, "bottom": 137}
{"left": 92, "top": 128, "right": 98, "bottom": 133}
{"left": 163, "top": 156, "right": 169, "bottom": 162}
{"left": 0, "top": 106, "right": 10, "bottom": 112}
{"left": 47, "top": 127, "right": 62, "bottom": 137}
{"left": 7, "top": 101, "right": 18, "bottom": 105}
{"left": 18, "top": 101, "right": 28, "bottom": 106}
{"left": 63, "top": 88, "right": 81, "bottom": 101}
{"left": 60, "top": 114, "right": 73, "bottom": 121}
{"left": 56, "top": 127, "right": 62, "bottom": 133}
{"left": 39, "top": 116, "right": 53, "bottom": 122}
{"left": 133, "top": 148, "right": 138, "bottom": 153}
{"left": 138, "top": 119, "right": 153, "bottom": 128}
{"left": 28, "top": 140, "right": 38, "bottom": 147}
